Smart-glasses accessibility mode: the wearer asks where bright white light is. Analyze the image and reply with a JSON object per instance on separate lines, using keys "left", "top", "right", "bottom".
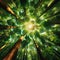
{"left": 24, "top": 21, "right": 35, "bottom": 32}
{"left": 27, "top": 23, "right": 34, "bottom": 30}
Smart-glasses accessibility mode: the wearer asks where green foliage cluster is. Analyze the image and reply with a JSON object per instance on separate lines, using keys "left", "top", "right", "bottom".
{"left": 0, "top": 0, "right": 60, "bottom": 60}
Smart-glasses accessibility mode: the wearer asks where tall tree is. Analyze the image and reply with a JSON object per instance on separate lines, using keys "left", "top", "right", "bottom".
{"left": 3, "top": 36, "right": 24, "bottom": 60}
{"left": 0, "top": 0, "right": 18, "bottom": 18}
{"left": 40, "top": 0, "right": 60, "bottom": 17}
{"left": 33, "top": 39, "right": 46, "bottom": 60}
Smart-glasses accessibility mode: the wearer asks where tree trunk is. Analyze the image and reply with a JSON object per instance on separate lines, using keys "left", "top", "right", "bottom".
{"left": 3, "top": 36, "right": 23, "bottom": 60}
{"left": 33, "top": 40, "right": 45, "bottom": 60}
{"left": 40, "top": 0, "right": 60, "bottom": 17}
{"left": 0, "top": 1, "right": 17, "bottom": 18}
{"left": 0, "top": 25, "right": 16, "bottom": 30}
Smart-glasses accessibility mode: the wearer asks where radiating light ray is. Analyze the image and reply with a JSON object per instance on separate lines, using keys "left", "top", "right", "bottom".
{"left": 0, "top": 44, "right": 7, "bottom": 50}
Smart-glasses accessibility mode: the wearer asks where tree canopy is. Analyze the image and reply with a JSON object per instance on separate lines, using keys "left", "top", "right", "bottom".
{"left": 0, "top": 0, "right": 60, "bottom": 60}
